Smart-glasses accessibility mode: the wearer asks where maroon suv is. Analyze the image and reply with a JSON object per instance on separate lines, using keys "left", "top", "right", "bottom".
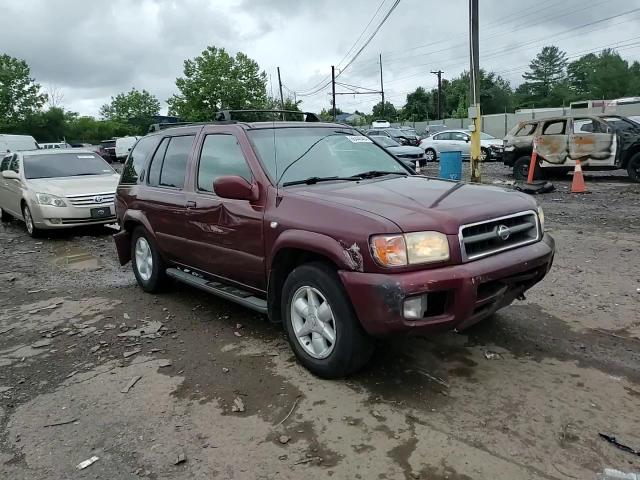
{"left": 114, "top": 111, "right": 554, "bottom": 378}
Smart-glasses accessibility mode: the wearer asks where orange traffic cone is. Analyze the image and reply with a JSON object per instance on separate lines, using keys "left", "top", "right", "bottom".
{"left": 526, "top": 149, "right": 538, "bottom": 184}
{"left": 571, "top": 159, "right": 587, "bottom": 193}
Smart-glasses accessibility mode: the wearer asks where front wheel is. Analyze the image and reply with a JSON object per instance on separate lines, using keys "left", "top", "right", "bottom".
{"left": 627, "top": 152, "right": 640, "bottom": 183}
{"left": 480, "top": 147, "right": 490, "bottom": 161}
{"left": 424, "top": 148, "right": 437, "bottom": 162}
{"left": 282, "top": 263, "right": 373, "bottom": 378}
{"left": 22, "top": 204, "right": 42, "bottom": 237}
{"left": 513, "top": 155, "right": 541, "bottom": 181}
{"left": 131, "top": 227, "right": 168, "bottom": 293}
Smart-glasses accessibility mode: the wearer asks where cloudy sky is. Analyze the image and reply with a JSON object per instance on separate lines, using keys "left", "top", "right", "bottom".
{"left": 2, "top": 0, "right": 640, "bottom": 117}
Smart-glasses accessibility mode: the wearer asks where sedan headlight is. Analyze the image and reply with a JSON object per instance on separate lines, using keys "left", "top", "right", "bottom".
{"left": 36, "top": 193, "right": 67, "bottom": 207}
{"left": 537, "top": 206, "right": 545, "bottom": 231}
{"left": 371, "top": 231, "right": 449, "bottom": 267}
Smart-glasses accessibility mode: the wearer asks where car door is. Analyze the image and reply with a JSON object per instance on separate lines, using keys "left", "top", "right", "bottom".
{"left": 142, "top": 134, "right": 196, "bottom": 263}
{"left": 569, "top": 117, "right": 616, "bottom": 167}
{"left": 2, "top": 155, "right": 24, "bottom": 217}
{"left": 536, "top": 119, "right": 569, "bottom": 165}
{"left": 184, "top": 128, "right": 265, "bottom": 291}
{"left": 450, "top": 131, "right": 471, "bottom": 156}
{"left": 431, "top": 132, "right": 452, "bottom": 153}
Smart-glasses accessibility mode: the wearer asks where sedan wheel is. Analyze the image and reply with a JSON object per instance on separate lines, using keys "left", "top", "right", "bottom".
{"left": 22, "top": 205, "right": 40, "bottom": 237}
{"left": 424, "top": 149, "right": 436, "bottom": 162}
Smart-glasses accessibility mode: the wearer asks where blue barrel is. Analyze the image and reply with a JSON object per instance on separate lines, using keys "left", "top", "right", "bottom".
{"left": 439, "top": 151, "right": 462, "bottom": 181}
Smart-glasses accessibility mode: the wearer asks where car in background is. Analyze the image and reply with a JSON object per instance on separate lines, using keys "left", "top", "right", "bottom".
{"left": 419, "top": 130, "right": 503, "bottom": 162}
{"left": 99, "top": 139, "right": 116, "bottom": 162}
{"left": 371, "top": 120, "right": 391, "bottom": 128}
{"left": 115, "top": 136, "right": 140, "bottom": 161}
{"left": 0, "top": 134, "right": 39, "bottom": 153}
{"left": 0, "top": 149, "right": 119, "bottom": 236}
{"left": 422, "top": 124, "right": 448, "bottom": 138}
{"left": 369, "top": 135, "right": 426, "bottom": 167}
{"left": 399, "top": 126, "right": 421, "bottom": 145}
{"left": 367, "top": 127, "right": 419, "bottom": 146}
{"left": 503, "top": 115, "right": 640, "bottom": 182}
{"left": 39, "top": 142, "right": 72, "bottom": 149}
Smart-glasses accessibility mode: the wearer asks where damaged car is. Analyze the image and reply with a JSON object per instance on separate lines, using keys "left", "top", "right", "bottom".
{"left": 503, "top": 115, "right": 640, "bottom": 182}
{"left": 114, "top": 110, "right": 555, "bottom": 378}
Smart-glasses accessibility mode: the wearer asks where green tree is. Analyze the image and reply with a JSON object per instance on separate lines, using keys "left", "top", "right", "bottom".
{"left": 520, "top": 46, "right": 568, "bottom": 105}
{"left": 371, "top": 101, "right": 398, "bottom": 121}
{"left": 0, "top": 54, "right": 47, "bottom": 129}
{"left": 99, "top": 88, "right": 160, "bottom": 122}
{"left": 402, "top": 87, "right": 433, "bottom": 121}
{"left": 568, "top": 49, "right": 632, "bottom": 99}
{"left": 167, "top": 46, "right": 268, "bottom": 121}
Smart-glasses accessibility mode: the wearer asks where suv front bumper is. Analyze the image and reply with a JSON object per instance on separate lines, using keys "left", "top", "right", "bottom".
{"left": 339, "top": 234, "right": 554, "bottom": 336}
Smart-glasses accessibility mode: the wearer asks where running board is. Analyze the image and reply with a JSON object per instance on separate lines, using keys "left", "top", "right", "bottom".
{"left": 165, "top": 268, "right": 268, "bottom": 314}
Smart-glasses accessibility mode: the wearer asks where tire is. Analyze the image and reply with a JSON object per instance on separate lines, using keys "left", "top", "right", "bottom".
{"left": 0, "top": 207, "right": 11, "bottom": 222}
{"left": 281, "top": 262, "right": 373, "bottom": 378}
{"left": 424, "top": 148, "right": 437, "bottom": 162}
{"left": 481, "top": 147, "right": 491, "bottom": 161}
{"left": 627, "top": 152, "right": 640, "bottom": 183}
{"left": 513, "top": 155, "right": 541, "bottom": 181}
{"left": 131, "top": 227, "right": 168, "bottom": 293}
{"left": 22, "top": 204, "right": 42, "bottom": 238}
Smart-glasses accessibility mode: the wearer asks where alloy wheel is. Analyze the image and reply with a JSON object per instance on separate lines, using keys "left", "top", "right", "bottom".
{"left": 290, "top": 286, "right": 337, "bottom": 359}
{"left": 134, "top": 237, "right": 153, "bottom": 282}
{"left": 23, "top": 207, "right": 34, "bottom": 235}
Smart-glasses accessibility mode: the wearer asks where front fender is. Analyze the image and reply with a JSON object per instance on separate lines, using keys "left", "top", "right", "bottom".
{"left": 269, "top": 229, "right": 364, "bottom": 273}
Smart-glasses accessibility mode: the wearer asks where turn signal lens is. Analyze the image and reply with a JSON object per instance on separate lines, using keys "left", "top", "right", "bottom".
{"left": 371, "top": 235, "right": 407, "bottom": 267}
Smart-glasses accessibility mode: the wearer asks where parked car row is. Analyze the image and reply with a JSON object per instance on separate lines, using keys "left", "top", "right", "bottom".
{"left": 419, "top": 130, "right": 504, "bottom": 162}
{"left": 1, "top": 112, "right": 555, "bottom": 379}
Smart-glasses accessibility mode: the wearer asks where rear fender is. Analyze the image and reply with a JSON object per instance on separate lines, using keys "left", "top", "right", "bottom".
{"left": 113, "top": 209, "right": 156, "bottom": 266}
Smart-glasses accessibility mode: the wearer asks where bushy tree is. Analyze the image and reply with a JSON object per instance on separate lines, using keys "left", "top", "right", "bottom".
{"left": 0, "top": 54, "right": 47, "bottom": 128}
{"left": 568, "top": 49, "right": 632, "bottom": 99}
{"left": 167, "top": 46, "right": 268, "bottom": 121}
{"left": 519, "top": 46, "right": 568, "bottom": 106}
{"left": 371, "top": 101, "right": 398, "bottom": 121}
{"left": 99, "top": 88, "right": 160, "bottom": 123}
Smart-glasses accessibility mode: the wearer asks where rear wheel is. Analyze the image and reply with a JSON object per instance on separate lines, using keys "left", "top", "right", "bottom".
{"left": 627, "top": 152, "right": 640, "bottom": 183}
{"left": 131, "top": 227, "right": 168, "bottom": 293}
{"left": 424, "top": 148, "right": 437, "bottom": 162}
{"left": 282, "top": 262, "right": 373, "bottom": 378}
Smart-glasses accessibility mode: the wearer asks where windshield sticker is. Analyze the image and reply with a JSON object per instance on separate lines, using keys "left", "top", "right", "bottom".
{"left": 77, "top": 155, "right": 96, "bottom": 159}
{"left": 346, "top": 135, "right": 372, "bottom": 143}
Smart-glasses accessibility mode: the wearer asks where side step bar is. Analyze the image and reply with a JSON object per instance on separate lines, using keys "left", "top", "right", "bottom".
{"left": 165, "top": 268, "right": 268, "bottom": 314}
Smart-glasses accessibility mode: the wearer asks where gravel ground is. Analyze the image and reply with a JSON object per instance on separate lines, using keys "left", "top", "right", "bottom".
{"left": 1, "top": 162, "right": 639, "bottom": 479}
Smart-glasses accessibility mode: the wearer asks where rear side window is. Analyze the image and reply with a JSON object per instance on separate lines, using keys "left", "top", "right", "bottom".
{"left": 542, "top": 120, "right": 566, "bottom": 135}
{"left": 515, "top": 123, "right": 537, "bottom": 136}
{"left": 147, "top": 138, "right": 170, "bottom": 187}
{"left": 435, "top": 132, "right": 451, "bottom": 140}
{"left": 159, "top": 135, "right": 194, "bottom": 189}
{"left": 120, "top": 136, "right": 157, "bottom": 184}
{"left": 197, "top": 135, "right": 251, "bottom": 193}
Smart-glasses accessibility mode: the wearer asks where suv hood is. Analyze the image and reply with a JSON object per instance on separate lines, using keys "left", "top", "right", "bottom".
{"left": 27, "top": 174, "right": 120, "bottom": 197}
{"left": 290, "top": 176, "right": 536, "bottom": 234}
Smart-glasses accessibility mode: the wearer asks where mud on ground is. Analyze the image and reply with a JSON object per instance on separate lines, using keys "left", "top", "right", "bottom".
{"left": 1, "top": 163, "right": 639, "bottom": 479}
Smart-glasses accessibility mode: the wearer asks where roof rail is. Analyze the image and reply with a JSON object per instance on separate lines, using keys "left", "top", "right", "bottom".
{"left": 215, "top": 110, "right": 320, "bottom": 122}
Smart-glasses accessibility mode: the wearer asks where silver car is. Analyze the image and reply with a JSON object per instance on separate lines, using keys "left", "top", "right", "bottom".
{"left": 369, "top": 135, "right": 427, "bottom": 166}
{"left": 419, "top": 130, "right": 504, "bottom": 162}
{"left": 0, "top": 149, "right": 119, "bottom": 237}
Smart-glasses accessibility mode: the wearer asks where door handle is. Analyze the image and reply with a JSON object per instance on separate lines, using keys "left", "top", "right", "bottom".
{"left": 185, "top": 200, "right": 197, "bottom": 209}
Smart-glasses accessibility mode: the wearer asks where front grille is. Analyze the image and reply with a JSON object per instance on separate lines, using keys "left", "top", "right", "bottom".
{"left": 459, "top": 211, "right": 540, "bottom": 262}
{"left": 65, "top": 192, "right": 115, "bottom": 206}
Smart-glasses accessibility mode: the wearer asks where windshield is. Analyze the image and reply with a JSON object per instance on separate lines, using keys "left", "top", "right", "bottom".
{"left": 247, "top": 127, "right": 406, "bottom": 186}
{"left": 24, "top": 152, "right": 115, "bottom": 179}
{"left": 371, "top": 136, "right": 400, "bottom": 147}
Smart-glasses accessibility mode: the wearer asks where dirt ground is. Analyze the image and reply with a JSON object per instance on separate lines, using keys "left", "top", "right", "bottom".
{"left": 1, "top": 162, "right": 639, "bottom": 479}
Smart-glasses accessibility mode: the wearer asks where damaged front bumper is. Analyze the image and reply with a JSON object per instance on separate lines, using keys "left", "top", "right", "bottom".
{"left": 339, "top": 234, "right": 555, "bottom": 336}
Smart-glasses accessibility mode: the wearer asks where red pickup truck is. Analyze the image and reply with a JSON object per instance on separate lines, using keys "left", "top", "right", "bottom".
{"left": 114, "top": 111, "right": 554, "bottom": 378}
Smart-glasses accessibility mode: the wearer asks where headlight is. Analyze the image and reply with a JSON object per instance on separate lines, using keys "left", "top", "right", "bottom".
{"left": 504, "top": 145, "right": 515, "bottom": 152}
{"left": 371, "top": 231, "right": 449, "bottom": 267}
{"left": 36, "top": 193, "right": 67, "bottom": 207}
{"left": 537, "top": 206, "right": 545, "bottom": 231}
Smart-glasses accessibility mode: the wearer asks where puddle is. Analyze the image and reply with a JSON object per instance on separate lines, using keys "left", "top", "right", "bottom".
{"left": 53, "top": 246, "right": 102, "bottom": 271}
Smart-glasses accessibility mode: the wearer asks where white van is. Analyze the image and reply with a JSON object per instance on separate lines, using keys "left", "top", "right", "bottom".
{"left": 39, "top": 142, "right": 71, "bottom": 150}
{"left": 115, "top": 136, "right": 139, "bottom": 161}
{"left": 371, "top": 120, "right": 391, "bottom": 128}
{"left": 0, "top": 134, "right": 39, "bottom": 153}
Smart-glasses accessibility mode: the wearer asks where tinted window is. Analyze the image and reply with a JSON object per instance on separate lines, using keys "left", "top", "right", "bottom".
{"left": 23, "top": 153, "right": 115, "bottom": 179}
{"left": 198, "top": 135, "right": 251, "bottom": 192}
{"left": 542, "top": 121, "right": 566, "bottom": 135}
{"left": 159, "top": 135, "right": 194, "bottom": 189}
{"left": 121, "top": 136, "right": 156, "bottom": 184}
{"left": 147, "top": 138, "right": 169, "bottom": 187}
{"left": 602, "top": 117, "right": 638, "bottom": 132}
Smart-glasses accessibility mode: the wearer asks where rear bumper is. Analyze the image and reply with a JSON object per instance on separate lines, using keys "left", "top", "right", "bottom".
{"left": 339, "top": 234, "right": 555, "bottom": 336}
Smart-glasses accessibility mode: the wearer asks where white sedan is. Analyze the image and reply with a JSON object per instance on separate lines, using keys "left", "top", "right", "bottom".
{"left": 0, "top": 149, "right": 120, "bottom": 237}
{"left": 419, "top": 130, "right": 504, "bottom": 162}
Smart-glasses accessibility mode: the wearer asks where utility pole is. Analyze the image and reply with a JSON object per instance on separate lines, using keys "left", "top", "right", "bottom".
{"left": 331, "top": 65, "right": 336, "bottom": 120}
{"left": 379, "top": 54, "right": 385, "bottom": 118}
{"left": 469, "top": 0, "right": 481, "bottom": 182}
{"left": 431, "top": 70, "right": 443, "bottom": 120}
{"left": 277, "top": 67, "right": 285, "bottom": 119}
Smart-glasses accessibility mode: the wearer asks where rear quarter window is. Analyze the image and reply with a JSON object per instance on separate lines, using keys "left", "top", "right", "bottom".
{"left": 120, "top": 136, "right": 157, "bottom": 184}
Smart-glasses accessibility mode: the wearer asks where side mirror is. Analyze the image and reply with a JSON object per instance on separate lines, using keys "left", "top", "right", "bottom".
{"left": 214, "top": 176, "right": 257, "bottom": 201}
{"left": 2, "top": 170, "right": 19, "bottom": 180}
{"left": 464, "top": 137, "right": 470, "bottom": 143}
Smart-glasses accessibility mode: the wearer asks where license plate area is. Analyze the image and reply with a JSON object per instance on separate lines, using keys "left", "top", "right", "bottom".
{"left": 90, "top": 206, "right": 111, "bottom": 218}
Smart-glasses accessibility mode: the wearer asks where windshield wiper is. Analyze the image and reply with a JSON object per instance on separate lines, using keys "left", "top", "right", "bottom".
{"left": 283, "top": 176, "right": 361, "bottom": 187}
{"left": 350, "top": 170, "right": 408, "bottom": 179}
